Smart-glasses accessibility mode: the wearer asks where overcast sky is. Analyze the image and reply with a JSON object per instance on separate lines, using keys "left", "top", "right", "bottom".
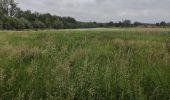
{"left": 15, "top": 0, "right": 170, "bottom": 23}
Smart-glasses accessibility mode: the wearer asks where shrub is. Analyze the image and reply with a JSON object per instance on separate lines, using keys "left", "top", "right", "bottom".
{"left": 19, "top": 18, "right": 32, "bottom": 29}
{"left": 0, "top": 21, "right": 2, "bottom": 29}
{"left": 32, "top": 20, "right": 46, "bottom": 29}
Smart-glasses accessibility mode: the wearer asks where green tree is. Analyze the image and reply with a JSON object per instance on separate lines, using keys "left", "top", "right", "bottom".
{"left": 134, "top": 21, "right": 142, "bottom": 27}
{"left": 19, "top": 18, "right": 32, "bottom": 29}
{"left": 0, "top": 21, "right": 2, "bottom": 29}
{"left": 160, "top": 21, "right": 166, "bottom": 27}
{"left": 106, "top": 21, "right": 114, "bottom": 27}
{"left": 122, "top": 20, "right": 131, "bottom": 27}
{"left": 3, "top": 16, "right": 13, "bottom": 29}
{"left": 0, "top": 0, "right": 18, "bottom": 16}
{"left": 52, "top": 20, "right": 64, "bottom": 29}
{"left": 32, "top": 20, "right": 45, "bottom": 29}
{"left": 39, "top": 13, "right": 52, "bottom": 28}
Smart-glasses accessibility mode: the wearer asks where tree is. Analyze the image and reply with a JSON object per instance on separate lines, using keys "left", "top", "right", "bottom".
{"left": 160, "top": 21, "right": 166, "bottom": 27}
{"left": 114, "top": 21, "right": 122, "bottom": 27}
{"left": 2, "top": 16, "right": 13, "bottom": 29}
{"left": 62, "top": 17, "right": 76, "bottom": 23}
{"left": 32, "top": 20, "right": 45, "bottom": 29}
{"left": 18, "top": 18, "right": 32, "bottom": 29}
{"left": 52, "top": 20, "right": 64, "bottom": 29}
{"left": 0, "top": 0, "right": 3, "bottom": 15}
{"left": 0, "top": 0, "right": 18, "bottom": 17}
{"left": 18, "top": 10, "right": 36, "bottom": 22}
{"left": 122, "top": 20, "right": 131, "bottom": 27}
{"left": 156, "top": 23, "right": 160, "bottom": 26}
{"left": 167, "top": 23, "right": 170, "bottom": 27}
{"left": 0, "top": 21, "right": 2, "bottom": 29}
{"left": 106, "top": 21, "right": 114, "bottom": 27}
{"left": 134, "top": 21, "right": 142, "bottom": 27}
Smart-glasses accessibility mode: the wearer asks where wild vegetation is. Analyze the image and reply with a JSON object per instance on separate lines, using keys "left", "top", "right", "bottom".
{"left": 0, "top": 0, "right": 170, "bottom": 100}
{"left": 0, "top": 28, "right": 170, "bottom": 100}
{"left": 1, "top": 0, "right": 170, "bottom": 30}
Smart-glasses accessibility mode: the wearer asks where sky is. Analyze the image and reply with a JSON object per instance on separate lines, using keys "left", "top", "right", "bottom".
{"left": 15, "top": 0, "right": 170, "bottom": 23}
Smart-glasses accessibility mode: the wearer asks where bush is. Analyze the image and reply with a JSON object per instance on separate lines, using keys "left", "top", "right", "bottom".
{"left": 52, "top": 20, "right": 64, "bottom": 29}
{"left": 19, "top": 18, "right": 32, "bottom": 29}
{"left": 32, "top": 20, "right": 46, "bottom": 29}
{"left": 14, "top": 18, "right": 26, "bottom": 30}
{"left": 0, "top": 21, "right": 2, "bottom": 29}
{"left": 2, "top": 16, "right": 13, "bottom": 30}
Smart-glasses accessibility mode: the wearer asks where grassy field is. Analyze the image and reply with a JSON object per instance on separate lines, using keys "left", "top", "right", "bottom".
{"left": 0, "top": 28, "right": 170, "bottom": 100}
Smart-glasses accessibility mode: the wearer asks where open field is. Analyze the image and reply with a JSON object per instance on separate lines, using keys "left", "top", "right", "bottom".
{"left": 0, "top": 28, "right": 170, "bottom": 100}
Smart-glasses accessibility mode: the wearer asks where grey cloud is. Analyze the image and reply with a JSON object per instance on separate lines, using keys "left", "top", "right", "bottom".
{"left": 16, "top": 0, "right": 170, "bottom": 23}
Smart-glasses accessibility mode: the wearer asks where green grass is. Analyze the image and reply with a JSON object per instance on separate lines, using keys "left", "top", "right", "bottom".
{"left": 0, "top": 28, "right": 170, "bottom": 100}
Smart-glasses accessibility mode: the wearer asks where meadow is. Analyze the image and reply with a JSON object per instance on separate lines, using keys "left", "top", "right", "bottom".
{"left": 0, "top": 28, "right": 170, "bottom": 100}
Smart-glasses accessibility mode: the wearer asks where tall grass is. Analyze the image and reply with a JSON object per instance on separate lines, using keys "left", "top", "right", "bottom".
{"left": 0, "top": 28, "right": 170, "bottom": 100}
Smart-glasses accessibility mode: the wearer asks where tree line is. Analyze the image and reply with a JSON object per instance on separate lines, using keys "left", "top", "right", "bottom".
{"left": 0, "top": 0, "right": 170, "bottom": 30}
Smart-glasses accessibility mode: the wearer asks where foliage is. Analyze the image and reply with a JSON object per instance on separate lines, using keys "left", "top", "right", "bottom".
{"left": 1, "top": 0, "right": 170, "bottom": 30}
{"left": 0, "top": 28, "right": 170, "bottom": 99}
{"left": 0, "top": 0, "right": 18, "bottom": 17}
{"left": 32, "top": 20, "right": 45, "bottom": 29}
